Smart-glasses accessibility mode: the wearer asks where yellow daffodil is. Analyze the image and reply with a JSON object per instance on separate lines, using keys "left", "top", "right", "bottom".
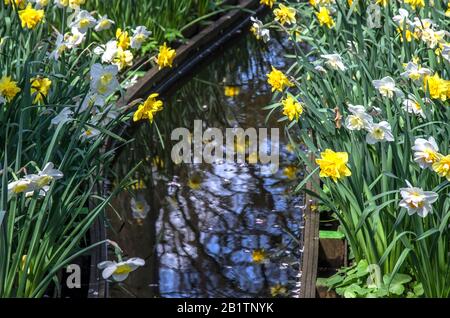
{"left": 116, "top": 28, "right": 130, "bottom": 50}
{"left": 315, "top": 7, "right": 334, "bottom": 29}
{"left": 282, "top": 95, "right": 303, "bottom": 121}
{"left": 18, "top": 3, "right": 44, "bottom": 29}
{"left": 69, "top": 0, "right": 85, "bottom": 10}
{"left": 133, "top": 93, "right": 163, "bottom": 123}
{"left": 273, "top": 4, "right": 296, "bottom": 26}
{"left": 113, "top": 47, "right": 133, "bottom": 70}
{"left": 270, "top": 284, "right": 287, "bottom": 297}
{"left": 316, "top": 149, "right": 352, "bottom": 182}
{"left": 404, "top": 0, "right": 425, "bottom": 9}
{"left": 423, "top": 73, "right": 449, "bottom": 101}
{"left": 397, "top": 27, "right": 414, "bottom": 42}
{"left": 30, "top": 77, "right": 51, "bottom": 104}
{"left": 376, "top": 0, "right": 388, "bottom": 6}
{"left": 267, "top": 66, "right": 293, "bottom": 92}
{"left": 283, "top": 165, "right": 298, "bottom": 180}
{"left": 224, "top": 86, "right": 240, "bottom": 97}
{"left": 251, "top": 249, "right": 267, "bottom": 263}
{"left": 156, "top": 42, "right": 176, "bottom": 69}
{"left": 187, "top": 173, "right": 202, "bottom": 190}
{"left": 432, "top": 155, "right": 450, "bottom": 180}
{"left": 260, "top": 0, "right": 276, "bottom": 8}
{"left": 446, "top": 3, "right": 450, "bottom": 17}
{"left": 0, "top": 76, "right": 21, "bottom": 102}
{"left": 4, "top": 0, "right": 26, "bottom": 9}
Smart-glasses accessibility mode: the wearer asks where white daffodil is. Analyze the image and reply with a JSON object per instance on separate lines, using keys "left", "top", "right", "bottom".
{"left": 131, "top": 197, "right": 150, "bottom": 219}
{"left": 123, "top": 74, "right": 139, "bottom": 89}
{"left": 420, "top": 28, "right": 447, "bottom": 49}
{"left": 78, "top": 93, "right": 106, "bottom": 112}
{"left": 30, "top": 0, "right": 49, "bottom": 9}
{"left": 8, "top": 179, "right": 35, "bottom": 196}
{"left": 25, "top": 185, "right": 49, "bottom": 198}
{"left": 69, "top": 10, "right": 96, "bottom": 34}
{"left": 96, "top": 40, "right": 118, "bottom": 64}
{"left": 399, "top": 181, "right": 438, "bottom": 217}
{"left": 91, "top": 108, "right": 118, "bottom": 126}
{"left": 402, "top": 97, "right": 425, "bottom": 118}
{"left": 54, "top": 0, "right": 68, "bottom": 8}
{"left": 25, "top": 162, "right": 63, "bottom": 189}
{"left": 65, "top": 27, "right": 86, "bottom": 49}
{"left": 81, "top": 127, "right": 100, "bottom": 140}
{"left": 372, "top": 76, "right": 404, "bottom": 98}
{"left": 49, "top": 32, "right": 67, "bottom": 60}
{"left": 412, "top": 136, "right": 441, "bottom": 169}
{"left": 90, "top": 64, "right": 119, "bottom": 97}
{"left": 94, "top": 15, "right": 114, "bottom": 32}
{"left": 442, "top": 44, "right": 450, "bottom": 63}
{"left": 413, "top": 17, "right": 434, "bottom": 30}
{"left": 400, "top": 61, "right": 431, "bottom": 81}
{"left": 51, "top": 107, "right": 73, "bottom": 126}
{"left": 392, "top": 8, "right": 412, "bottom": 26}
{"left": 97, "top": 258, "right": 145, "bottom": 282}
{"left": 250, "top": 17, "right": 270, "bottom": 43}
{"left": 365, "top": 121, "right": 394, "bottom": 144}
{"left": 321, "top": 54, "right": 347, "bottom": 71}
{"left": 345, "top": 104, "right": 373, "bottom": 131}
{"left": 314, "top": 65, "right": 327, "bottom": 74}
{"left": 130, "top": 26, "right": 151, "bottom": 49}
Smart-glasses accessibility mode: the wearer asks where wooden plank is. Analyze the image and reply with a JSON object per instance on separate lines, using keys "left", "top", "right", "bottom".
{"left": 124, "top": 0, "right": 260, "bottom": 103}
{"left": 300, "top": 140, "right": 320, "bottom": 298}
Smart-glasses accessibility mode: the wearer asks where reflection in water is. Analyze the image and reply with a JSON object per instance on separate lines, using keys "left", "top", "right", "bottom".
{"left": 108, "top": 33, "right": 304, "bottom": 298}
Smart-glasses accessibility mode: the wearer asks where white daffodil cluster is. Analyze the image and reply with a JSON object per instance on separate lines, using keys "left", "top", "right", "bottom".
{"left": 344, "top": 104, "right": 394, "bottom": 144}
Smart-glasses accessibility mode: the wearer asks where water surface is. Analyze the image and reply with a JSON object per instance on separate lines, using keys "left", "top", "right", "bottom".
{"left": 108, "top": 32, "right": 304, "bottom": 298}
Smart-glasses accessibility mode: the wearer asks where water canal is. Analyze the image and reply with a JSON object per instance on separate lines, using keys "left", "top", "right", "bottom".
{"left": 107, "top": 30, "right": 305, "bottom": 298}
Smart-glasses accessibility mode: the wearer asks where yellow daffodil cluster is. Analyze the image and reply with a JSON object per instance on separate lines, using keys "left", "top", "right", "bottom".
{"left": 133, "top": 93, "right": 164, "bottom": 124}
